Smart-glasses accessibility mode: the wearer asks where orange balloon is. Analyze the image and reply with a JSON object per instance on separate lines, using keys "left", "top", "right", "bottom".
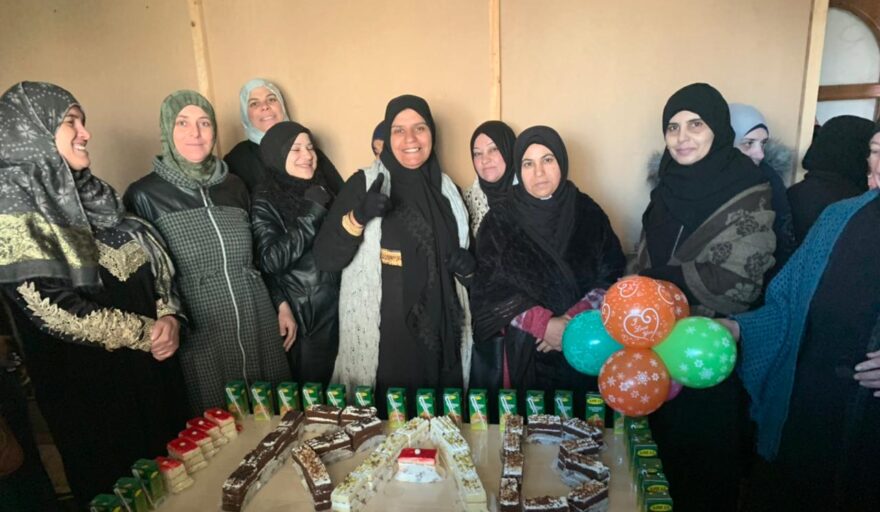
{"left": 601, "top": 276, "right": 677, "bottom": 348}
{"left": 598, "top": 348, "right": 670, "bottom": 416}
{"left": 657, "top": 280, "right": 690, "bottom": 320}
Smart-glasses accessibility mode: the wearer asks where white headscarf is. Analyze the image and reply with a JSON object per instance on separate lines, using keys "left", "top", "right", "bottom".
{"left": 239, "top": 78, "right": 290, "bottom": 144}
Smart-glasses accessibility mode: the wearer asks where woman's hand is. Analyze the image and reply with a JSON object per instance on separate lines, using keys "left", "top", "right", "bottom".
{"left": 537, "top": 316, "right": 569, "bottom": 353}
{"left": 715, "top": 318, "right": 741, "bottom": 342}
{"left": 854, "top": 350, "right": 880, "bottom": 397}
{"left": 150, "top": 315, "right": 180, "bottom": 361}
{"left": 278, "top": 302, "right": 297, "bottom": 352}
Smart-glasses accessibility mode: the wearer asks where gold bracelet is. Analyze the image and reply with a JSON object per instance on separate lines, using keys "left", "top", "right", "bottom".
{"left": 342, "top": 211, "right": 365, "bottom": 237}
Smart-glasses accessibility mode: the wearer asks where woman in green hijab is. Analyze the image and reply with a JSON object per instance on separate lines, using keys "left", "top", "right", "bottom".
{"left": 125, "top": 90, "right": 294, "bottom": 414}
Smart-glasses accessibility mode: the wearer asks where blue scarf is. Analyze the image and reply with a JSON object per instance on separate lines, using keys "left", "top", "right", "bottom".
{"left": 735, "top": 189, "right": 879, "bottom": 459}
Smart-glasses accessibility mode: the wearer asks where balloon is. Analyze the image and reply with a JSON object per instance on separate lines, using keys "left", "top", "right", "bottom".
{"left": 657, "top": 280, "right": 690, "bottom": 320}
{"left": 601, "top": 276, "right": 677, "bottom": 348}
{"left": 653, "top": 316, "right": 737, "bottom": 388}
{"left": 598, "top": 348, "right": 670, "bottom": 416}
{"left": 666, "top": 380, "right": 684, "bottom": 401}
{"left": 562, "top": 310, "right": 623, "bottom": 376}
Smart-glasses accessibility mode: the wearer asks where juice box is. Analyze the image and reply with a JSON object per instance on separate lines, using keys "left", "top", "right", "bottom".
{"left": 89, "top": 494, "right": 125, "bottom": 512}
{"left": 585, "top": 392, "right": 606, "bottom": 428}
{"left": 631, "top": 440, "right": 660, "bottom": 480}
{"left": 554, "top": 390, "right": 574, "bottom": 419}
{"left": 326, "top": 384, "right": 347, "bottom": 408}
{"left": 114, "top": 477, "right": 149, "bottom": 512}
{"left": 638, "top": 459, "right": 669, "bottom": 507}
{"left": 498, "top": 389, "right": 517, "bottom": 431}
{"left": 302, "top": 382, "right": 323, "bottom": 408}
{"left": 276, "top": 381, "right": 300, "bottom": 414}
{"left": 250, "top": 381, "right": 274, "bottom": 420}
{"left": 416, "top": 388, "right": 435, "bottom": 419}
{"left": 613, "top": 410, "right": 625, "bottom": 435}
{"left": 525, "top": 390, "right": 545, "bottom": 416}
{"left": 468, "top": 388, "right": 488, "bottom": 430}
{"left": 354, "top": 386, "right": 374, "bottom": 407}
{"left": 442, "top": 388, "right": 463, "bottom": 425}
{"left": 131, "top": 458, "right": 165, "bottom": 507}
{"left": 224, "top": 380, "right": 249, "bottom": 421}
{"left": 386, "top": 387, "right": 407, "bottom": 430}
{"left": 642, "top": 490, "right": 674, "bottom": 512}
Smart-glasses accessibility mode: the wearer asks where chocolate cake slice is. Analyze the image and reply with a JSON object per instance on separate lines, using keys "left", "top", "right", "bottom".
{"left": 339, "top": 405, "right": 378, "bottom": 425}
{"left": 522, "top": 495, "right": 568, "bottom": 511}
{"left": 567, "top": 480, "right": 609, "bottom": 512}
{"left": 526, "top": 414, "right": 562, "bottom": 443}
{"left": 498, "top": 477, "right": 521, "bottom": 512}
{"left": 563, "top": 417, "right": 603, "bottom": 441}
{"left": 291, "top": 444, "right": 333, "bottom": 505}
{"left": 559, "top": 452, "right": 610, "bottom": 483}
{"left": 560, "top": 436, "right": 600, "bottom": 458}
{"left": 344, "top": 416, "right": 384, "bottom": 451}
{"left": 306, "top": 404, "right": 342, "bottom": 425}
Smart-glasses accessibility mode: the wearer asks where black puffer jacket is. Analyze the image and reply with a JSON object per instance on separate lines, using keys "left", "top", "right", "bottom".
{"left": 251, "top": 193, "right": 340, "bottom": 385}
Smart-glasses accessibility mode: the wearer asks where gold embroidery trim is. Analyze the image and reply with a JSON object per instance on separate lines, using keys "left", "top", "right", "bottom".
{"left": 156, "top": 299, "right": 176, "bottom": 318}
{"left": 380, "top": 248, "right": 402, "bottom": 267}
{"left": 342, "top": 211, "right": 365, "bottom": 237}
{"left": 16, "top": 281, "right": 153, "bottom": 352}
{"left": 97, "top": 240, "right": 148, "bottom": 282}
{"left": 0, "top": 212, "right": 96, "bottom": 267}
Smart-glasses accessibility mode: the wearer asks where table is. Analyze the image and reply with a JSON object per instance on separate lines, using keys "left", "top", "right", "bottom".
{"left": 163, "top": 417, "right": 638, "bottom": 511}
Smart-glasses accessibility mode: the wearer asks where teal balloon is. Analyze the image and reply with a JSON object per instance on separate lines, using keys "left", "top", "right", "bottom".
{"left": 562, "top": 310, "right": 623, "bottom": 376}
{"left": 653, "top": 316, "right": 737, "bottom": 388}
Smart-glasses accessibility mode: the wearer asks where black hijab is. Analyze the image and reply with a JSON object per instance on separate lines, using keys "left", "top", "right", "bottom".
{"left": 802, "top": 115, "right": 874, "bottom": 191}
{"left": 471, "top": 120, "right": 517, "bottom": 207}
{"left": 652, "top": 83, "right": 765, "bottom": 232}
{"left": 512, "top": 126, "right": 578, "bottom": 254}
{"left": 379, "top": 94, "right": 461, "bottom": 371}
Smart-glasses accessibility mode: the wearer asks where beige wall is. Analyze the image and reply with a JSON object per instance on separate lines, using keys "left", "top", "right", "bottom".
{"left": 1, "top": 0, "right": 818, "bottom": 250}
{"left": 0, "top": 0, "right": 199, "bottom": 191}
{"left": 502, "top": 0, "right": 814, "bottom": 248}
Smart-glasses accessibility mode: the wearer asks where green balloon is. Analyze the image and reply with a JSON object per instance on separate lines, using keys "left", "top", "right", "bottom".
{"left": 653, "top": 316, "right": 736, "bottom": 388}
{"left": 562, "top": 310, "right": 623, "bottom": 376}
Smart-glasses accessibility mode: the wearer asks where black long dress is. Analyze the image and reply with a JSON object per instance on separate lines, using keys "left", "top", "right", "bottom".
{"left": 3, "top": 224, "right": 189, "bottom": 509}
{"left": 313, "top": 170, "right": 463, "bottom": 419}
{"left": 744, "top": 199, "right": 880, "bottom": 511}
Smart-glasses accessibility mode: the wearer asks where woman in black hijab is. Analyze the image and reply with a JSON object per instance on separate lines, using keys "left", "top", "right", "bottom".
{"left": 252, "top": 121, "right": 343, "bottom": 386}
{"left": 470, "top": 126, "right": 625, "bottom": 420}
{"left": 463, "top": 121, "right": 517, "bottom": 235}
{"left": 313, "top": 95, "right": 473, "bottom": 417}
{"left": 787, "top": 115, "right": 874, "bottom": 245}
{"left": 634, "top": 83, "right": 777, "bottom": 512}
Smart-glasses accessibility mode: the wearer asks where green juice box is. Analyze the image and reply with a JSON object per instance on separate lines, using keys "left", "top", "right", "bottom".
{"left": 631, "top": 440, "right": 660, "bottom": 480}
{"left": 387, "top": 387, "right": 407, "bottom": 430}
{"left": 131, "top": 458, "right": 165, "bottom": 507}
{"left": 326, "top": 384, "right": 347, "bottom": 408}
{"left": 442, "top": 388, "right": 463, "bottom": 425}
{"left": 114, "top": 477, "right": 149, "bottom": 512}
{"left": 638, "top": 460, "right": 669, "bottom": 507}
{"left": 498, "top": 389, "right": 517, "bottom": 431}
{"left": 276, "top": 382, "right": 301, "bottom": 414}
{"left": 89, "top": 494, "right": 126, "bottom": 512}
{"left": 416, "top": 388, "right": 435, "bottom": 419}
{"left": 554, "top": 390, "right": 574, "bottom": 420}
{"left": 585, "top": 392, "right": 606, "bottom": 428}
{"left": 302, "top": 382, "right": 323, "bottom": 408}
{"left": 643, "top": 490, "right": 674, "bottom": 512}
{"left": 613, "top": 410, "right": 625, "bottom": 435}
{"left": 468, "top": 388, "right": 488, "bottom": 430}
{"left": 526, "top": 390, "right": 545, "bottom": 416}
{"left": 355, "top": 386, "right": 374, "bottom": 407}
{"left": 250, "top": 381, "right": 274, "bottom": 420}
{"left": 224, "top": 380, "right": 249, "bottom": 421}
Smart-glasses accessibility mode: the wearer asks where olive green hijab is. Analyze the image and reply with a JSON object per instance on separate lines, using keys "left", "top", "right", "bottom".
{"left": 159, "top": 90, "right": 218, "bottom": 183}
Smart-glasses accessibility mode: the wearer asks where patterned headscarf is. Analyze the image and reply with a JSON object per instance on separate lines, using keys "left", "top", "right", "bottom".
{"left": 239, "top": 79, "right": 290, "bottom": 144}
{"left": 159, "top": 90, "right": 218, "bottom": 183}
{"left": 0, "top": 81, "right": 123, "bottom": 287}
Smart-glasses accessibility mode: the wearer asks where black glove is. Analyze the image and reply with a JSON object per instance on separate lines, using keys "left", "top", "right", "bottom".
{"left": 446, "top": 247, "right": 476, "bottom": 278}
{"left": 352, "top": 174, "right": 391, "bottom": 224}
{"left": 304, "top": 185, "right": 331, "bottom": 208}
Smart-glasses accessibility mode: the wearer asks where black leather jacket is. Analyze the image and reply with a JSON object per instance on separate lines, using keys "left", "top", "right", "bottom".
{"left": 124, "top": 170, "right": 250, "bottom": 220}
{"left": 251, "top": 196, "right": 340, "bottom": 337}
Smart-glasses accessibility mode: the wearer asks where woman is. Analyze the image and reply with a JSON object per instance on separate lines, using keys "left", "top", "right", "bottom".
{"left": 787, "top": 115, "right": 874, "bottom": 245}
{"left": 635, "top": 83, "right": 776, "bottom": 511}
{"left": 371, "top": 121, "right": 384, "bottom": 161}
{"left": 462, "top": 120, "right": 517, "bottom": 236}
{"left": 225, "top": 78, "right": 342, "bottom": 195}
{"left": 719, "top": 127, "right": 880, "bottom": 510}
{"left": 252, "top": 121, "right": 342, "bottom": 386}
{"left": 729, "top": 103, "right": 796, "bottom": 272}
{"left": 314, "top": 94, "right": 473, "bottom": 418}
{"left": 470, "top": 126, "right": 625, "bottom": 420}
{"left": 124, "top": 90, "right": 291, "bottom": 414}
{"left": 870, "top": 130, "right": 880, "bottom": 190}
{"left": 0, "top": 81, "right": 188, "bottom": 508}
